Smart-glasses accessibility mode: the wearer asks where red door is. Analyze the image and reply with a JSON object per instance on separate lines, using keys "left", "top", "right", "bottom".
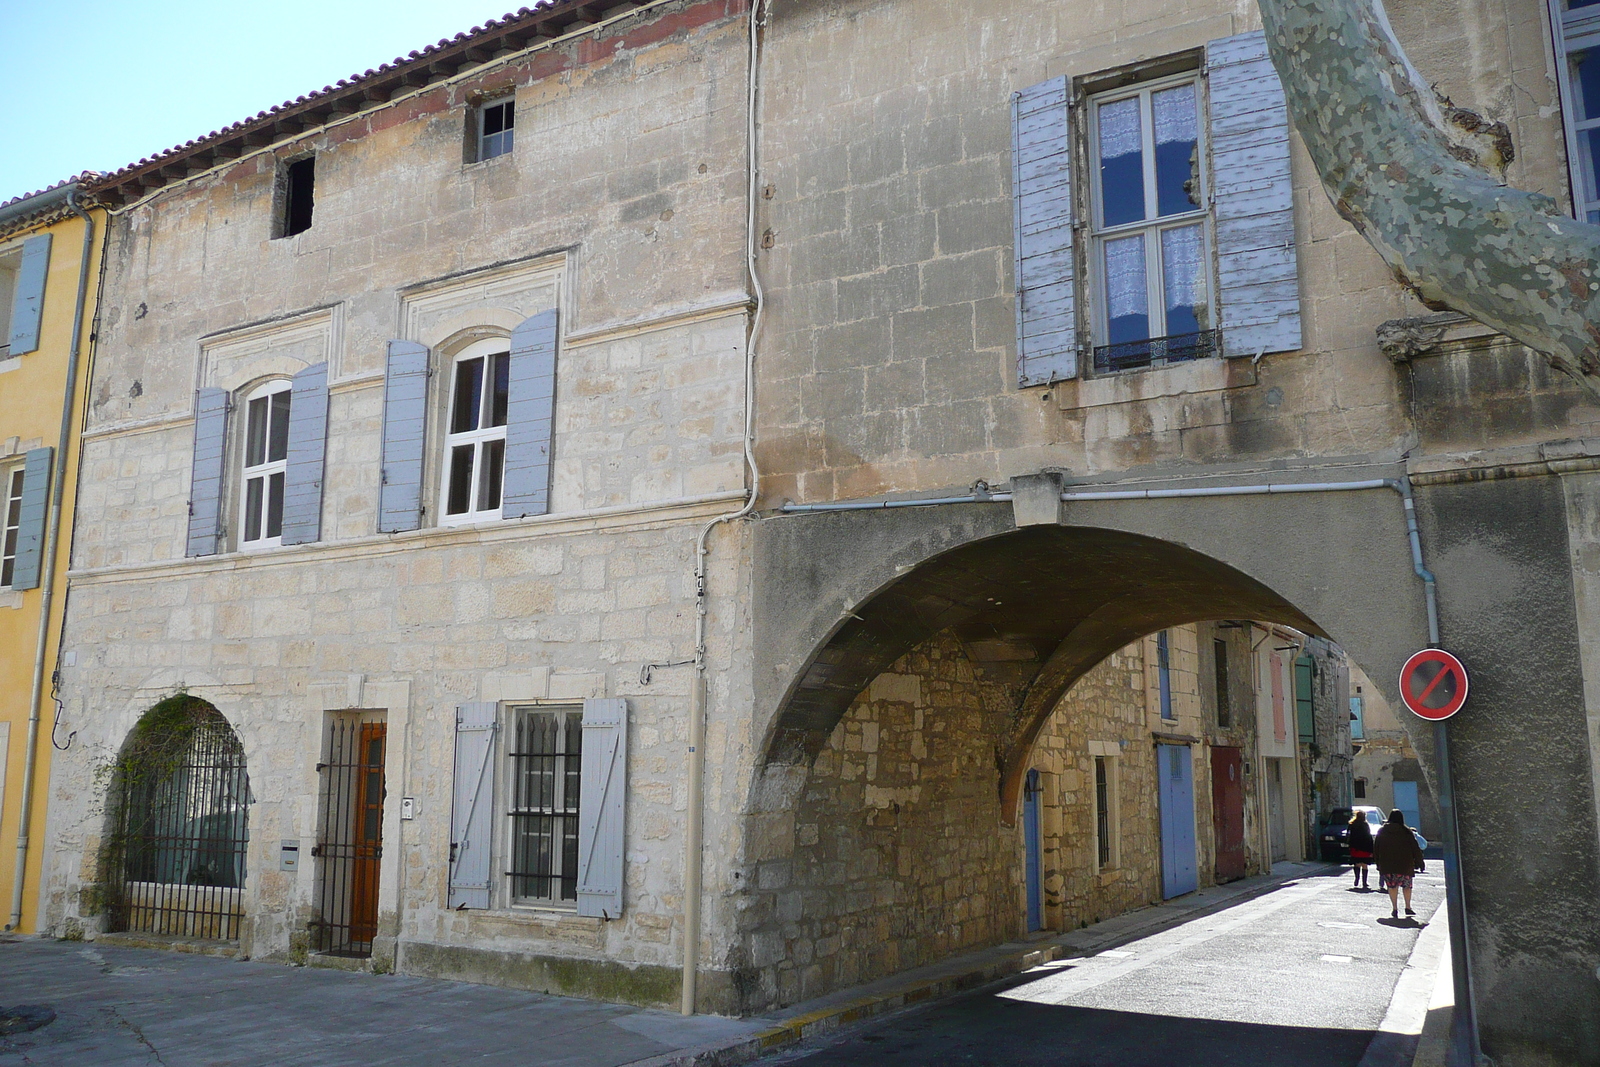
{"left": 1211, "top": 746, "right": 1247, "bottom": 882}
{"left": 348, "top": 724, "right": 386, "bottom": 947}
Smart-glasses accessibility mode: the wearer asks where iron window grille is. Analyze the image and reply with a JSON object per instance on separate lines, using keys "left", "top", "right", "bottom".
{"left": 109, "top": 706, "right": 250, "bottom": 942}
{"left": 507, "top": 708, "right": 583, "bottom": 905}
{"left": 1, "top": 467, "right": 24, "bottom": 587}
{"left": 1095, "top": 757, "right": 1112, "bottom": 869}
{"left": 479, "top": 99, "right": 516, "bottom": 161}
{"left": 1088, "top": 72, "right": 1216, "bottom": 374}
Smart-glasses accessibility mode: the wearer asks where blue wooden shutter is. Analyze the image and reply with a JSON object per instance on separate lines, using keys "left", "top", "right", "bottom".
{"left": 576, "top": 697, "right": 626, "bottom": 919}
{"left": 9, "top": 447, "right": 52, "bottom": 590}
{"left": 1206, "top": 30, "right": 1303, "bottom": 357}
{"left": 185, "top": 388, "right": 230, "bottom": 557}
{"left": 1012, "top": 76, "right": 1078, "bottom": 386}
{"left": 281, "top": 362, "right": 329, "bottom": 546}
{"left": 449, "top": 702, "right": 498, "bottom": 910}
{"left": 379, "top": 340, "right": 430, "bottom": 533}
{"left": 501, "top": 309, "right": 558, "bottom": 519}
{"left": 8, "top": 233, "right": 52, "bottom": 356}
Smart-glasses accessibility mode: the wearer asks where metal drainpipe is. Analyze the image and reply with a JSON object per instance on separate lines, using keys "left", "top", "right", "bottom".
{"left": 7, "top": 190, "right": 95, "bottom": 932}
{"left": 680, "top": 0, "right": 769, "bottom": 1017}
{"left": 778, "top": 473, "right": 1477, "bottom": 1057}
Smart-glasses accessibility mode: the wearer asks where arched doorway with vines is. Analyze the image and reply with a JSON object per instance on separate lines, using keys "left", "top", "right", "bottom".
{"left": 102, "top": 694, "right": 251, "bottom": 941}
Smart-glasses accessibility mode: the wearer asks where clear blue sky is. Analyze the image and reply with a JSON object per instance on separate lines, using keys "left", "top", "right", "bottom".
{"left": 0, "top": 0, "right": 520, "bottom": 203}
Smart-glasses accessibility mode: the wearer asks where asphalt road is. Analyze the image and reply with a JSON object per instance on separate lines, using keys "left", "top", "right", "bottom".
{"left": 772, "top": 866, "right": 1447, "bottom": 1067}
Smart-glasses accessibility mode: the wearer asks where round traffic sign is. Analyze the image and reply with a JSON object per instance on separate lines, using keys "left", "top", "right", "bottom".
{"left": 1399, "top": 648, "right": 1469, "bottom": 720}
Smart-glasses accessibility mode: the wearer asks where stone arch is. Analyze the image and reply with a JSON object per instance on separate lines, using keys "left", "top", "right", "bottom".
{"left": 750, "top": 490, "right": 1424, "bottom": 822}
{"left": 103, "top": 694, "right": 251, "bottom": 941}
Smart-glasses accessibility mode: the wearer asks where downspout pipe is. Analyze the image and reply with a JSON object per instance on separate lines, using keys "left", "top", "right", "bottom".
{"left": 681, "top": 0, "right": 768, "bottom": 1017}
{"left": 778, "top": 472, "right": 1475, "bottom": 1050}
{"left": 7, "top": 188, "right": 94, "bottom": 932}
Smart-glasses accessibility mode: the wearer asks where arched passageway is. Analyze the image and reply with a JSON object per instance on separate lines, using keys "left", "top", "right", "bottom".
{"left": 736, "top": 497, "right": 1428, "bottom": 1014}
{"left": 103, "top": 695, "right": 250, "bottom": 941}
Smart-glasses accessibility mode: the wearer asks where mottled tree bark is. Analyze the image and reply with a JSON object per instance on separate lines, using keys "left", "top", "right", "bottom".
{"left": 1258, "top": 0, "right": 1600, "bottom": 398}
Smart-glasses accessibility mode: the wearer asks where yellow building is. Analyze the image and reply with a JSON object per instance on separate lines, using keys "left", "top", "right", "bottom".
{"left": 0, "top": 178, "right": 102, "bottom": 933}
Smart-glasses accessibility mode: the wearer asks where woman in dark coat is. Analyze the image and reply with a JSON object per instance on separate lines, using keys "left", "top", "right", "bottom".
{"left": 1373, "top": 808, "right": 1425, "bottom": 918}
{"left": 1347, "top": 810, "right": 1374, "bottom": 890}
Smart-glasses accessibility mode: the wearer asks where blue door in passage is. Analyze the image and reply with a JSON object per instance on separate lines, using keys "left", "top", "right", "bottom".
{"left": 1024, "top": 769, "right": 1043, "bottom": 931}
{"left": 1158, "top": 744, "right": 1197, "bottom": 898}
{"left": 1392, "top": 780, "right": 1422, "bottom": 834}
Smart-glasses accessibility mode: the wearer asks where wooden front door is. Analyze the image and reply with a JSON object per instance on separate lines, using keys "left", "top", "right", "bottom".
{"left": 348, "top": 723, "right": 386, "bottom": 947}
{"left": 1211, "top": 745, "right": 1247, "bottom": 882}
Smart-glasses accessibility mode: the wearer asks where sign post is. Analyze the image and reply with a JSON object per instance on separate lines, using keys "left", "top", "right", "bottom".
{"left": 1399, "top": 646, "right": 1473, "bottom": 1067}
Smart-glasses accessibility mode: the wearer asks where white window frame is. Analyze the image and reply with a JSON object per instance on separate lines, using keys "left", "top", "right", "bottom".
{"left": 1, "top": 465, "right": 25, "bottom": 588}
{"left": 1086, "top": 71, "right": 1215, "bottom": 362}
{"left": 439, "top": 337, "right": 511, "bottom": 527}
{"left": 237, "top": 379, "right": 293, "bottom": 550}
{"left": 500, "top": 703, "right": 584, "bottom": 910}
{"left": 0, "top": 246, "right": 18, "bottom": 360}
{"left": 1549, "top": 0, "right": 1600, "bottom": 220}
{"left": 477, "top": 96, "right": 516, "bottom": 162}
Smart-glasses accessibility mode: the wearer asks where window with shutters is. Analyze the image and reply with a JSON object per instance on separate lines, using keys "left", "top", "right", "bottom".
{"left": 1, "top": 466, "right": 24, "bottom": 587}
{"left": 238, "top": 380, "right": 292, "bottom": 549}
{"left": 1551, "top": 0, "right": 1600, "bottom": 220}
{"left": 1089, "top": 73, "right": 1217, "bottom": 374}
{"left": 505, "top": 707, "right": 583, "bottom": 906}
{"left": 0, "top": 246, "right": 18, "bottom": 359}
{"left": 1011, "top": 32, "right": 1301, "bottom": 387}
{"left": 440, "top": 339, "right": 511, "bottom": 525}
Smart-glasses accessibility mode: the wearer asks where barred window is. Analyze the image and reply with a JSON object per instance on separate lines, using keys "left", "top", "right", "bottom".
{"left": 507, "top": 708, "right": 582, "bottom": 905}
{"left": 1095, "top": 756, "right": 1111, "bottom": 869}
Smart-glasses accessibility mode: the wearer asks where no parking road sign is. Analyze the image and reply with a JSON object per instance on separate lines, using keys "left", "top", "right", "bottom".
{"left": 1399, "top": 648, "right": 1470, "bottom": 721}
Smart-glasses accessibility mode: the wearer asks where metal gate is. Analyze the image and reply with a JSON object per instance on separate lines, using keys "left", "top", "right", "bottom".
{"left": 109, "top": 704, "right": 250, "bottom": 941}
{"left": 312, "top": 718, "right": 386, "bottom": 957}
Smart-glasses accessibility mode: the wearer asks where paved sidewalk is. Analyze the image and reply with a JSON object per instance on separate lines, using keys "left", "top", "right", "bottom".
{"left": 0, "top": 937, "right": 768, "bottom": 1067}
{"left": 0, "top": 861, "right": 1350, "bottom": 1067}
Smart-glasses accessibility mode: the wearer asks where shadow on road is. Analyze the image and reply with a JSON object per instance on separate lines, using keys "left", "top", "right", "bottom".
{"left": 781, "top": 998, "right": 1375, "bottom": 1067}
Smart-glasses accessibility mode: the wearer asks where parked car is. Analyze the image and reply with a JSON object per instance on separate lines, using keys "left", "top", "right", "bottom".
{"left": 1319, "top": 805, "right": 1428, "bottom": 861}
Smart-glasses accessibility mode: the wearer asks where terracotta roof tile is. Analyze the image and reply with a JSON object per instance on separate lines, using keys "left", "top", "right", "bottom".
{"left": 86, "top": 0, "right": 631, "bottom": 207}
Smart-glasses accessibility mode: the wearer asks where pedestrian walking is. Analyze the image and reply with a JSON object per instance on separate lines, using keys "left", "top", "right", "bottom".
{"left": 1373, "top": 808, "right": 1425, "bottom": 919}
{"left": 1347, "top": 810, "right": 1374, "bottom": 890}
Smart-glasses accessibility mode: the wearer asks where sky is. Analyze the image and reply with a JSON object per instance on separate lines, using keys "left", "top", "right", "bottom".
{"left": 0, "top": 0, "right": 526, "bottom": 203}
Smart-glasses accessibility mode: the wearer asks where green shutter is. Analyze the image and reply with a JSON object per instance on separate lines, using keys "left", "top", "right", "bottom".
{"left": 1294, "top": 655, "right": 1315, "bottom": 743}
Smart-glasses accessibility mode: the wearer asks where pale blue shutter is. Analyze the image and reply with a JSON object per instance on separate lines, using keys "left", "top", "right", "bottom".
{"left": 1012, "top": 76, "right": 1078, "bottom": 386}
{"left": 379, "top": 340, "right": 429, "bottom": 533}
{"left": 9, "top": 447, "right": 52, "bottom": 591}
{"left": 449, "top": 702, "right": 498, "bottom": 910}
{"left": 576, "top": 697, "right": 626, "bottom": 919}
{"left": 185, "top": 388, "right": 230, "bottom": 557}
{"left": 501, "top": 309, "right": 558, "bottom": 519}
{"left": 1206, "top": 31, "right": 1303, "bottom": 357}
{"left": 8, "top": 234, "right": 51, "bottom": 356}
{"left": 280, "top": 361, "right": 329, "bottom": 546}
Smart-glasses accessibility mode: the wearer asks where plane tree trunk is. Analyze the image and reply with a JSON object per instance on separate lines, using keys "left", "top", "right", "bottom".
{"left": 1257, "top": 0, "right": 1600, "bottom": 397}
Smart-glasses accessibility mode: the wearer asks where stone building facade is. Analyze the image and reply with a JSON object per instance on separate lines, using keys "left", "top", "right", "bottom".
{"left": 23, "top": 0, "right": 1600, "bottom": 1061}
